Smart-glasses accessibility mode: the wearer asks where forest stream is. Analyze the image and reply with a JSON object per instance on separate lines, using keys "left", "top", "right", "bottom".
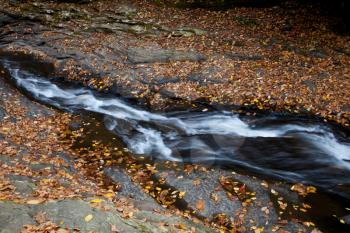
{"left": 1, "top": 53, "right": 350, "bottom": 233}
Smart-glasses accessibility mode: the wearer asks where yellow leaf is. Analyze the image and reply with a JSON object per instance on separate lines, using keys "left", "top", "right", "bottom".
{"left": 195, "top": 199, "right": 205, "bottom": 211}
{"left": 103, "top": 193, "right": 115, "bottom": 198}
{"left": 307, "top": 186, "right": 317, "bottom": 193}
{"left": 303, "top": 221, "right": 315, "bottom": 227}
{"left": 176, "top": 223, "right": 187, "bottom": 230}
{"left": 41, "top": 179, "right": 51, "bottom": 183}
{"left": 90, "top": 199, "right": 104, "bottom": 204}
{"left": 27, "top": 199, "right": 44, "bottom": 205}
{"left": 85, "top": 214, "right": 93, "bottom": 222}
{"left": 178, "top": 191, "right": 186, "bottom": 199}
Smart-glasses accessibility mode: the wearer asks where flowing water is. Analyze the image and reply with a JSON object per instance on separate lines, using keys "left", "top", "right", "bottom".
{"left": 1, "top": 56, "right": 350, "bottom": 231}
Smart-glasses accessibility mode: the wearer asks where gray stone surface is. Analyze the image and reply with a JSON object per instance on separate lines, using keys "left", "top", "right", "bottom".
{"left": 0, "top": 14, "right": 13, "bottom": 27}
{"left": 155, "top": 168, "right": 241, "bottom": 218}
{"left": 0, "top": 202, "right": 36, "bottom": 233}
{"left": 0, "top": 106, "right": 6, "bottom": 122}
{"left": 127, "top": 47, "right": 206, "bottom": 64}
{"left": 104, "top": 167, "right": 163, "bottom": 211}
{"left": 12, "top": 180, "right": 36, "bottom": 196}
{"left": 0, "top": 199, "right": 213, "bottom": 233}
{"left": 154, "top": 166, "right": 308, "bottom": 232}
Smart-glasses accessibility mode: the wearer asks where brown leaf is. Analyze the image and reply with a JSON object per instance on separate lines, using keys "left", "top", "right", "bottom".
{"left": 176, "top": 223, "right": 187, "bottom": 230}
{"left": 195, "top": 199, "right": 205, "bottom": 211}
{"left": 110, "top": 224, "right": 119, "bottom": 232}
{"left": 27, "top": 199, "right": 45, "bottom": 205}
{"left": 34, "top": 212, "right": 46, "bottom": 224}
{"left": 192, "top": 179, "right": 201, "bottom": 186}
{"left": 56, "top": 229, "right": 70, "bottom": 233}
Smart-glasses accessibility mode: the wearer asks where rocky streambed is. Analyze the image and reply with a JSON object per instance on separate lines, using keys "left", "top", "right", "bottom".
{"left": 1, "top": 44, "right": 350, "bottom": 233}
{"left": 1, "top": 0, "right": 350, "bottom": 233}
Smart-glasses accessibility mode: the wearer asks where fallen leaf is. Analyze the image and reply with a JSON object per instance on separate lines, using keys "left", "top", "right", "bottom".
{"left": 307, "top": 186, "right": 317, "bottom": 194}
{"left": 57, "top": 229, "right": 70, "bottom": 233}
{"left": 211, "top": 193, "right": 219, "bottom": 202}
{"left": 176, "top": 223, "right": 187, "bottom": 230}
{"left": 270, "top": 189, "right": 278, "bottom": 196}
{"left": 195, "top": 199, "right": 205, "bottom": 211}
{"left": 178, "top": 191, "right": 186, "bottom": 199}
{"left": 103, "top": 193, "right": 115, "bottom": 198}
{"left": 84, "top": 214, "right": 93, "bottom": 222}
{"left": 192, "top": 179, "right": 201, "bottom": 186}
{"left": 111, "top": 224, "right": 119, "bottom": 232}
{"left": 291, "top": 183, "right": 306, "bottom": 196}
{"left": 90, "top": 199, "right": 104, "bottom": 203}
{"left": 27, "top": 199, "right": 45, "bottom": 205}
{"left": 34, "top": 212, "right": 46, "bottom": 224}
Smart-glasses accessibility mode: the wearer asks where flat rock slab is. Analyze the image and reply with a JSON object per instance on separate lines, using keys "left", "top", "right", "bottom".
{"left": 0, "top": 202, "right": 36, "bottom": 233}
{"left": 154, "top": 166, "right": 308, "bottom": 232}
{"left": 0, "top": 199, "right": 213, "bottom": 233}
{"left": 127, "top": 47, "right": 206, "bottom": 64}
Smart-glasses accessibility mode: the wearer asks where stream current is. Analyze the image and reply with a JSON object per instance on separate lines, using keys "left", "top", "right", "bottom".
{"left": 1, "top": 57, "right": 350, "bottom": 199}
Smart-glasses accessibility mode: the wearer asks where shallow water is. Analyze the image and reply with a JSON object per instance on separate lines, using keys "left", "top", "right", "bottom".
{"left": 1, "top": 57, "right": 350, "bottom": 199}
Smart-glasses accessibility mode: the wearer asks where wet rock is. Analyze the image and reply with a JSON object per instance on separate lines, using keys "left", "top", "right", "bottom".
{"left": 129, "top": 25, "right": 146, "bottom": 34}
{"left": 29, "top": 163, "right": 55, "bottom": 172}
{"left": 173, "top": 27, "right": 207, "bottom": 37}
{"left": 127, "top": 47, "right": 206, "bottom": 64}
{"left": 0, "top": 199, "right": 213, "bottom": 233}
{"left": 40, "top": 199, "right": 137, "bottom": 232}
{"left": 104, "top": 167, "right": 159, "bottom": 205}
{"left": 153, "top": 166, "right": 308, "bottom": 232}
{"left": 90, "top": 22, "right": 148, "bottom": 35}
{"left": 105, "top": 118, "right": 137, "bottom": 136}
{"left": 309, "top": 49, "right": 328, "bottom": 59}
{"left": 0, "top": 13, "right": 13, "bottom": 27}
{"left": 155, "top": 168, "right": 241, "bottom": 219}
{"left": 12, "top": 180, "right": 36, "bottom": 196}
{"left": 6, "top": 174, "right": 32, "bottom": 182}
{"left": 0, "top": 201, "right": 36, "bottom": 233}
{"left": 140, "top": 76, "right": 181, "bottom": 85}
{"left": 117, "top": 5, "right": 137, "bottom": 17}
{"left": 24, "top": 100, "right": 54, "bottom": 118}
{"left": 0, "top": 106, "right": 6, "bottom": 122}
{"left": 159, "top": 88, "right": 179, "bottom": 99}
{"left": 283, "top": 44, "right": 328, "bottom": 59}
{"left": 301, "top": 80, "right": 316, "bottom": 92}
{"left": 334, "top": 47, "right": 350, "bottom": 56}
{"left": 0, "top": 200, "right": 140, "bottom": 233}
{"left": 0, "top": 156, "right": 16, "bottom": 166}
{"left": 316, "top": 71, "right": 330, "bottom": 79}
{"left": 341, "top": 105, "right": 350, "bottom": 112}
